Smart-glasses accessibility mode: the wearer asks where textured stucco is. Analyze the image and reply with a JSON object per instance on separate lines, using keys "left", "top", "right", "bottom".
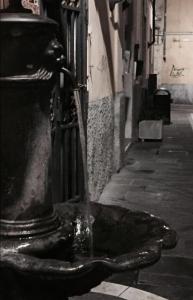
{"left": 87, "top": 96, "right": 114, "bottom": 202}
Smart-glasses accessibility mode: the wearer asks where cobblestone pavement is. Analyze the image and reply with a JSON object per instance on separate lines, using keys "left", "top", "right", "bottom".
{"left": 72, "top": 105, "right": 193, "bottom": 300}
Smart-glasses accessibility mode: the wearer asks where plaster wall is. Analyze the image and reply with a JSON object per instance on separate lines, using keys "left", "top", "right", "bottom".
{"left": 87, "top": 0, "right": 156, "bottom": 201}
{"left": 124, "top": 0, "right": 154, "bottom": 143}
{"left": 154, "top": 0, "right": 193, "bottom": 103}
{"left": 124, "top": 0, "right": 154, "bottom": 140}
{"left": 87, "top": 0, "right": 123, "bottom": 101}
{"left": 87, "top": 0, "right": 125, "bottom": 201}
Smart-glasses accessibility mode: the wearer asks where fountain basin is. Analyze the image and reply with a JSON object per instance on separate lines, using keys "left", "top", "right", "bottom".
{"left": 0, "top": 202, "right": 177, "bottom": 299}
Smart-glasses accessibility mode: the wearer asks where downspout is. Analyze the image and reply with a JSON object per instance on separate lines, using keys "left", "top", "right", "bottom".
{"left": 163, "top": 0, "right": 167, "bottom": 61}
{"left": 148, "top": 0, "right": 156, "bottom": 47}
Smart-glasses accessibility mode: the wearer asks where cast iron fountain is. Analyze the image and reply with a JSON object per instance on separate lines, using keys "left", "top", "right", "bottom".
{"left": 0, "top": 9, "right": 177, "bottom": 300}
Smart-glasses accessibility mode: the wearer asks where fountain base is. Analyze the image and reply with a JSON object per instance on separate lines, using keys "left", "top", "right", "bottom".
{"left": 0, "top": 202, "right": 177, "bottom": 299}
{"left": 0, "top": 226, "right": 65, "bottom": 256}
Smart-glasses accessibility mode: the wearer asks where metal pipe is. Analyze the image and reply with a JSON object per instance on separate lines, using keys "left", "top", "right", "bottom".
{"left": 156, "top": 32, "right": 193, "bottom": 36}
{"left": 165, "top": 32, "right": 193, "bottom": 35}
{"left": 148, "top": 0, "right": 156, "bottom": 47}
{"left": 163, "top": 0, "right": 167, "bottom": 61}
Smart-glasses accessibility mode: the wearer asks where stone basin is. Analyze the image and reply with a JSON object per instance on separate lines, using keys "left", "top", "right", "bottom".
{"left": 0, "top": 202, "right": 177, "bottom": 300}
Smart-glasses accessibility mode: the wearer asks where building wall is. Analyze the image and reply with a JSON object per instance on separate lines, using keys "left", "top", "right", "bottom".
{"left": 154, "top": 0, "right": 165, "bottom": 86}
{"left": 87, "top": 0, "right": 155, "bottom": 202}
{"left": 87, "top": 0, "right": 125, "bottom": 202}
{"left": 124, "top": 0, "right": 155, "bottom": 139}
{"left": 154, "top": 0, "right": 193, "bottom": 104}
{"left": 130, "top": 0, "right": 144, "bottom": 139}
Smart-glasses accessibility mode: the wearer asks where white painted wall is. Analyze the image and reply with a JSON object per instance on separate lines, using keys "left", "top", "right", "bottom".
{"left": 87, "top": 0, "right": 124, "bottom": 102}
{"left": 87, "top": 0, "right": 158, "bottom": 201}
{"left": 154, "top": 0, "right": 193, "bottom": 103}
{"left": 162, "top": 0, "right": 193, "bottom": 86}
{"left": 87, "top": 0, "right": 125, "bottom": 202}
{"left": 162, "top": 35, "right": 193, "bottom": 85}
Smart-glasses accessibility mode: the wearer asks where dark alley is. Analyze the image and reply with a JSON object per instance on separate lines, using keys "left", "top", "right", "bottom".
{"left": 1, "top": 1, "right": 193, "bottom": 300}
{"left": 72, "top": 105, "right": 193, "bottom": 300}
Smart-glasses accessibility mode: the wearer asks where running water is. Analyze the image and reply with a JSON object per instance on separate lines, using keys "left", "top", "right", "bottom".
{"left": 73, "top": 89, "right": 94, "bottom": 257}
{"left": 60, "top": 68, "right": 94, "bottom": 257}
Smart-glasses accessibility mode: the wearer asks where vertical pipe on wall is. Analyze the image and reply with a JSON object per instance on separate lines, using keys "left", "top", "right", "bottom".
{"left": 148, "top": 0, "right": 156, "bottom": 47}
{"left": 163, "top": 0, "right": 167, "bottom": 61}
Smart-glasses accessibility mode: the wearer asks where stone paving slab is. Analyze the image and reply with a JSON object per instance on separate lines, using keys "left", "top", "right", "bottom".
{"left": 71, "top": 283, "right": 168, "bottom": 300}
{"left": 98, "top": 108, "right": 193, "bottom": 300}
{"left": 136, "top": 284, "right": 193, "bottom": 300}
{"left": 72, "top": 108, "right": 193, "bottom": 300}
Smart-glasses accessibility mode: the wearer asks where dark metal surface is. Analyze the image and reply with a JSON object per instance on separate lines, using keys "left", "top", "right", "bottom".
{"left": 0, "top": 202, "right": 177, "bottom": 299}
{"left": 0, "top": 0, "right": 34, "bottom": 13}
{"left": 153, "top": 88, "right": 172, "bottom": 124}
{"left": 148, "top": 0, "right": 156, "bottom": 47}
{"left": 0, "top": 13, "right": 62, "bottom": 247}
{"left": 49, "top": 0, "right": 87, "bottom": 203}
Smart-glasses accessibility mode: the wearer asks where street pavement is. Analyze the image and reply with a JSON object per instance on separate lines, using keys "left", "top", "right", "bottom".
{"left": 72, "top": 105, "right": 193, "bottom": 300}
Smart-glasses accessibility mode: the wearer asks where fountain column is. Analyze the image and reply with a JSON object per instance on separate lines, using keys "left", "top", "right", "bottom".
{"left": 0, "top": 13, "right": 64, "bottom": 253}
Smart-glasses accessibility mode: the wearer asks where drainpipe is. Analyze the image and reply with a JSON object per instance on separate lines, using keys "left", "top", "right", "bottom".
{"left": 148, "top": 0, "right": 156, "bottom": 47}
{"left": 163, "top": 0, "right": 167, "bottom": 61}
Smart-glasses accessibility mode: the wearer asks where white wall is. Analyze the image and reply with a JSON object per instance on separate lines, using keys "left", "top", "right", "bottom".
{"left": 87, "top": 0, "right": 125, "bottom": 202}
{"left": 162, "top": 0, "right": 193, "bottom": 86}
{"left": 87, "top": 0, "right": 124, "bottom": 102}
{"left": 87, "top": 0, "right": 157, "bottom": 201}
{"left": 154, "top": 0, "right": 193, "bottom": 103}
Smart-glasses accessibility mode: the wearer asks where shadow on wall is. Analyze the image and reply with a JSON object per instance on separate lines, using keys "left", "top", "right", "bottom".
{"left": 94, "top": 0, "right": 115, "bottom": 95}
